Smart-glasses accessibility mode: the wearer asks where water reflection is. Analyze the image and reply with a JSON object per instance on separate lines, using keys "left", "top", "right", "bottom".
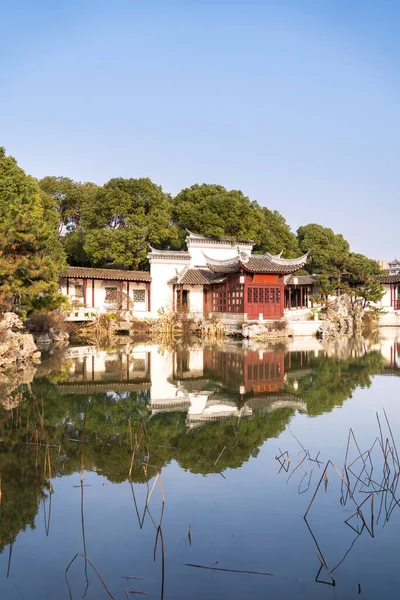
{"left": 1, "top": 332, "right": 400, "bottom": 598}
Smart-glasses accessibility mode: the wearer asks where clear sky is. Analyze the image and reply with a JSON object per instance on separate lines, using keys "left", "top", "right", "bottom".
{"left": 1, "top": 0, "right": 399, "bottom": 258}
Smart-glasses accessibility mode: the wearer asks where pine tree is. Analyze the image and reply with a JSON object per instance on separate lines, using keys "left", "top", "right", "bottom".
{"left": 0, "top": 148, "right": 66, "bottom": 313}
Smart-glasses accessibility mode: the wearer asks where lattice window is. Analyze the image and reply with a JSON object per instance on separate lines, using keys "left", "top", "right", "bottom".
{"left": 270, "top": 288, "right": 275, "bottom": 303}
{"left": 212, "top": 285, "right": 226, "bottom": 312}
{"left": 247, "top": 288, "right": 253, "bottom": 303}
{"left": 265, "top": 287, "right": 270, "bottom": 302}
{"left": 228, "top": 284, "right": 244, "bottom": 312}
{"left": 259, "top": 288, "right": 264, "bottom": 303}
{"left": 105, "top": 286, "right": 118, "bottom": 302}
{"left": 74, "top": 284, "right": 84, "bottom": 298}
{"left": 133, "top": 289, "right": 146, "bottom": 303}
{"left": 253, "top": 288, "right": 258, "bottom": 303}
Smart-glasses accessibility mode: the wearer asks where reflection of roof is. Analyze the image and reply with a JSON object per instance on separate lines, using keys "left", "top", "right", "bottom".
{"left": 64, "top": 266, "right": 151, "bottom": 282}
{"left": 168, "top": 267, "right": 226, "bottom": 285}
{"left": 205, "top": 252, "right": 309, "bottom": 275}
{"left": 150, "top": 398, "right": 191, "bottom": 412}
{"left": 57, "top": 381, "right": 151, "bottom": 394}
{"left": 245, "top": 394, "right": 307, "bottom": 412}
{"left": 382, "top": 367, "right": 400, "bottom": 376}
{"left": 286, "top": 368, "right": 313, "bottom": 378}
{"left": 376, "top": 274, "right": 400, "bottom": 284}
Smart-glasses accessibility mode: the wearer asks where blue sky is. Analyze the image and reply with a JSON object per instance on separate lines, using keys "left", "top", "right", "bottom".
{"left": 1, "top": 0, "right": 399, "bottom": 258}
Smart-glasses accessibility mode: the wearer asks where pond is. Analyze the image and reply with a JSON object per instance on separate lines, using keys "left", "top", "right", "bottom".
{"left": 1, "top": 330, "right": 400, "bottom": 599}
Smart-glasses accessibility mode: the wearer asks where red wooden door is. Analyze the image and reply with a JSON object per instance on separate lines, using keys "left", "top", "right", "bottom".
{"left": 246, "top": 284, "right": 284, "bottom": 320}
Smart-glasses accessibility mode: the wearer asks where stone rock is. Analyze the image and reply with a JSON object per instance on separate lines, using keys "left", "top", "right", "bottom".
{"left": 0, "top": 312, "right": 41, "bottom": 369}
{"left": 319, "top": 294, "right": 365, "bottom": 341}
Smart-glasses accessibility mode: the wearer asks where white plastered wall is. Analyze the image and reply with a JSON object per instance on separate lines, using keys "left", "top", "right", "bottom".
{"left": 149, "top": 259, "right": 189, "bottom": 316}
{"left": 60, "top": 279, "right": 149, "bottom": 314}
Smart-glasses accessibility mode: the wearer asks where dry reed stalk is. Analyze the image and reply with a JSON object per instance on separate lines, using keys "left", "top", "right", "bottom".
{"left": 128, "top": 433, "right": 139, "bottom": 478}
{"left": 383, "top": 408, "right": 399, "bottom": 466}
{"left": 315, "top": 553, "right": 335, "bottom": 586}
{"left": 304, "top": 460, "right": 351, "bottom": 519}
{"left": 214, "top": 446, "right": 226, "bottom": 466}
{"left": 65, "top": 553, "right": 117, "bottom": 600}
{"left": 184, "top": 563, "right": 274, "bottom": 576}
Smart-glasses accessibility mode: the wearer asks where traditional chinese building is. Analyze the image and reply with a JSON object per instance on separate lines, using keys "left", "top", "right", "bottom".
{"left": 376, "top": 273, "right": 400, "bottom": 311}
{"left": 60, "top": 232, "right": 310, "bottom": 321}
{"left": 150, "top": 231, "right": 309, "bottom": 321}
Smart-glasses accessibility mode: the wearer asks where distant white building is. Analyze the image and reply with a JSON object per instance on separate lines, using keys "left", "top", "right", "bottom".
{"left": 389, "top": 259, "right": 400, "bottom": 275}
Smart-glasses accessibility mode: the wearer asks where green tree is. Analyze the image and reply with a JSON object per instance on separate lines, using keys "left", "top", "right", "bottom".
{"left": 62, "top": 227, "right": 93, "bottom": 267}
{"left": 172, "top": 184, "right": 262, "bottom": 242}
{"left": 81, "top": 178, "right": 179, "bottom": 269}
{"left": 297, "top": 223, "right": 350, "bottom": 278}
{"left": 38, "top": 176, "right": 98, "bottom": 236}
{"left": 0, "top": 148, "right": 66, "bottom": 313}
{"left": 256, "top": 207, "right": 299, "bottom": 256}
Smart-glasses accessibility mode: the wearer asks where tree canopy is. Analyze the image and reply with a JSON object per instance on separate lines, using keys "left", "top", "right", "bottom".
{"left": 172, "top": 183, "right": 263, "bottom": 242}
{"left": 0, "top": 148, "right": 66, "bottom": 313}
{"left": 38, "top": 176, "right": 98, "bottom": 236}
{"left": 80, "top": 177, "right": 181, "bottom": 269}
{"left": 6, "top": 146, "right": 382, "bottom": 280}
{"left": 297, "top": 223, "right": 350, "bottom": 277}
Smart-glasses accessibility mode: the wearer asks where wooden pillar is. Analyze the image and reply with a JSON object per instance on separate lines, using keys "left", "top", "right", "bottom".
{"left": 119, "top": 280, "right": 123, "bottom": 309}
{"left": 66, "top": 278, "right": 69, "bottom": 296}
{"left": 92, "top": 279, "right": 95, "bottom": 308}
{"left": 83, "top": 279, "right": 87, "bottom": 306}
{"left": 127, "top": 281, "right": 130, "bottom": 310}
{"left": 148, "top": 282, "right": 151, "bottom": 311}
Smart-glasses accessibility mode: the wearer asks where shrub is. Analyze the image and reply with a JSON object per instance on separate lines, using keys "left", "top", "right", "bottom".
{"left": 26, "top": 310, "right": 67, "bottom": 335}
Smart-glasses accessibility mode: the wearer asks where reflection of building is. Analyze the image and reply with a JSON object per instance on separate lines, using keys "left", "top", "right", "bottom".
{"left": 57, "top": 346, "right": 151, "bottom": 394}
{"left": 53, "top": 344, "right": 308, "bottom": 425}
{"left": 203, "top": 347, "right": 285, "bottom": 394}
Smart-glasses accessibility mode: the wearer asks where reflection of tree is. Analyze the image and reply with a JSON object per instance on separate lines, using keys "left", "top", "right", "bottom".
{"left": 0, "top": 434, "right": 50, "bottom": 554}
{"left": 287, "top": 351, "right": 386, "bottom": 416}
{"left": 176, "top": 408, "right": 296, "bottom": 474}
{"left": 0, "top": 346, "right": 390, "bottom": 556}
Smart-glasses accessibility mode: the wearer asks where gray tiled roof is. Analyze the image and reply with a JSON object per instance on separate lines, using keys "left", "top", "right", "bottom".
{"left": 376, "top": 274, "right": 400, "bottom": 284}
{"left": 205, "top": 251, "right": 309, "bottom": 275}
{"left": 64, "top": 266, "right": 151, "bottom": 282}
{"left": 169, "top": 268, "right": 226, "bottom": 285}
{"left": 286, "top": 275, "right": 315, "bottom": 286}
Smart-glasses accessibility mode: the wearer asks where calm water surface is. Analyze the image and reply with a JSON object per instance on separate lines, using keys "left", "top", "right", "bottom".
{"left": 1, "top": 332, "right": 400, "bottom": 599}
